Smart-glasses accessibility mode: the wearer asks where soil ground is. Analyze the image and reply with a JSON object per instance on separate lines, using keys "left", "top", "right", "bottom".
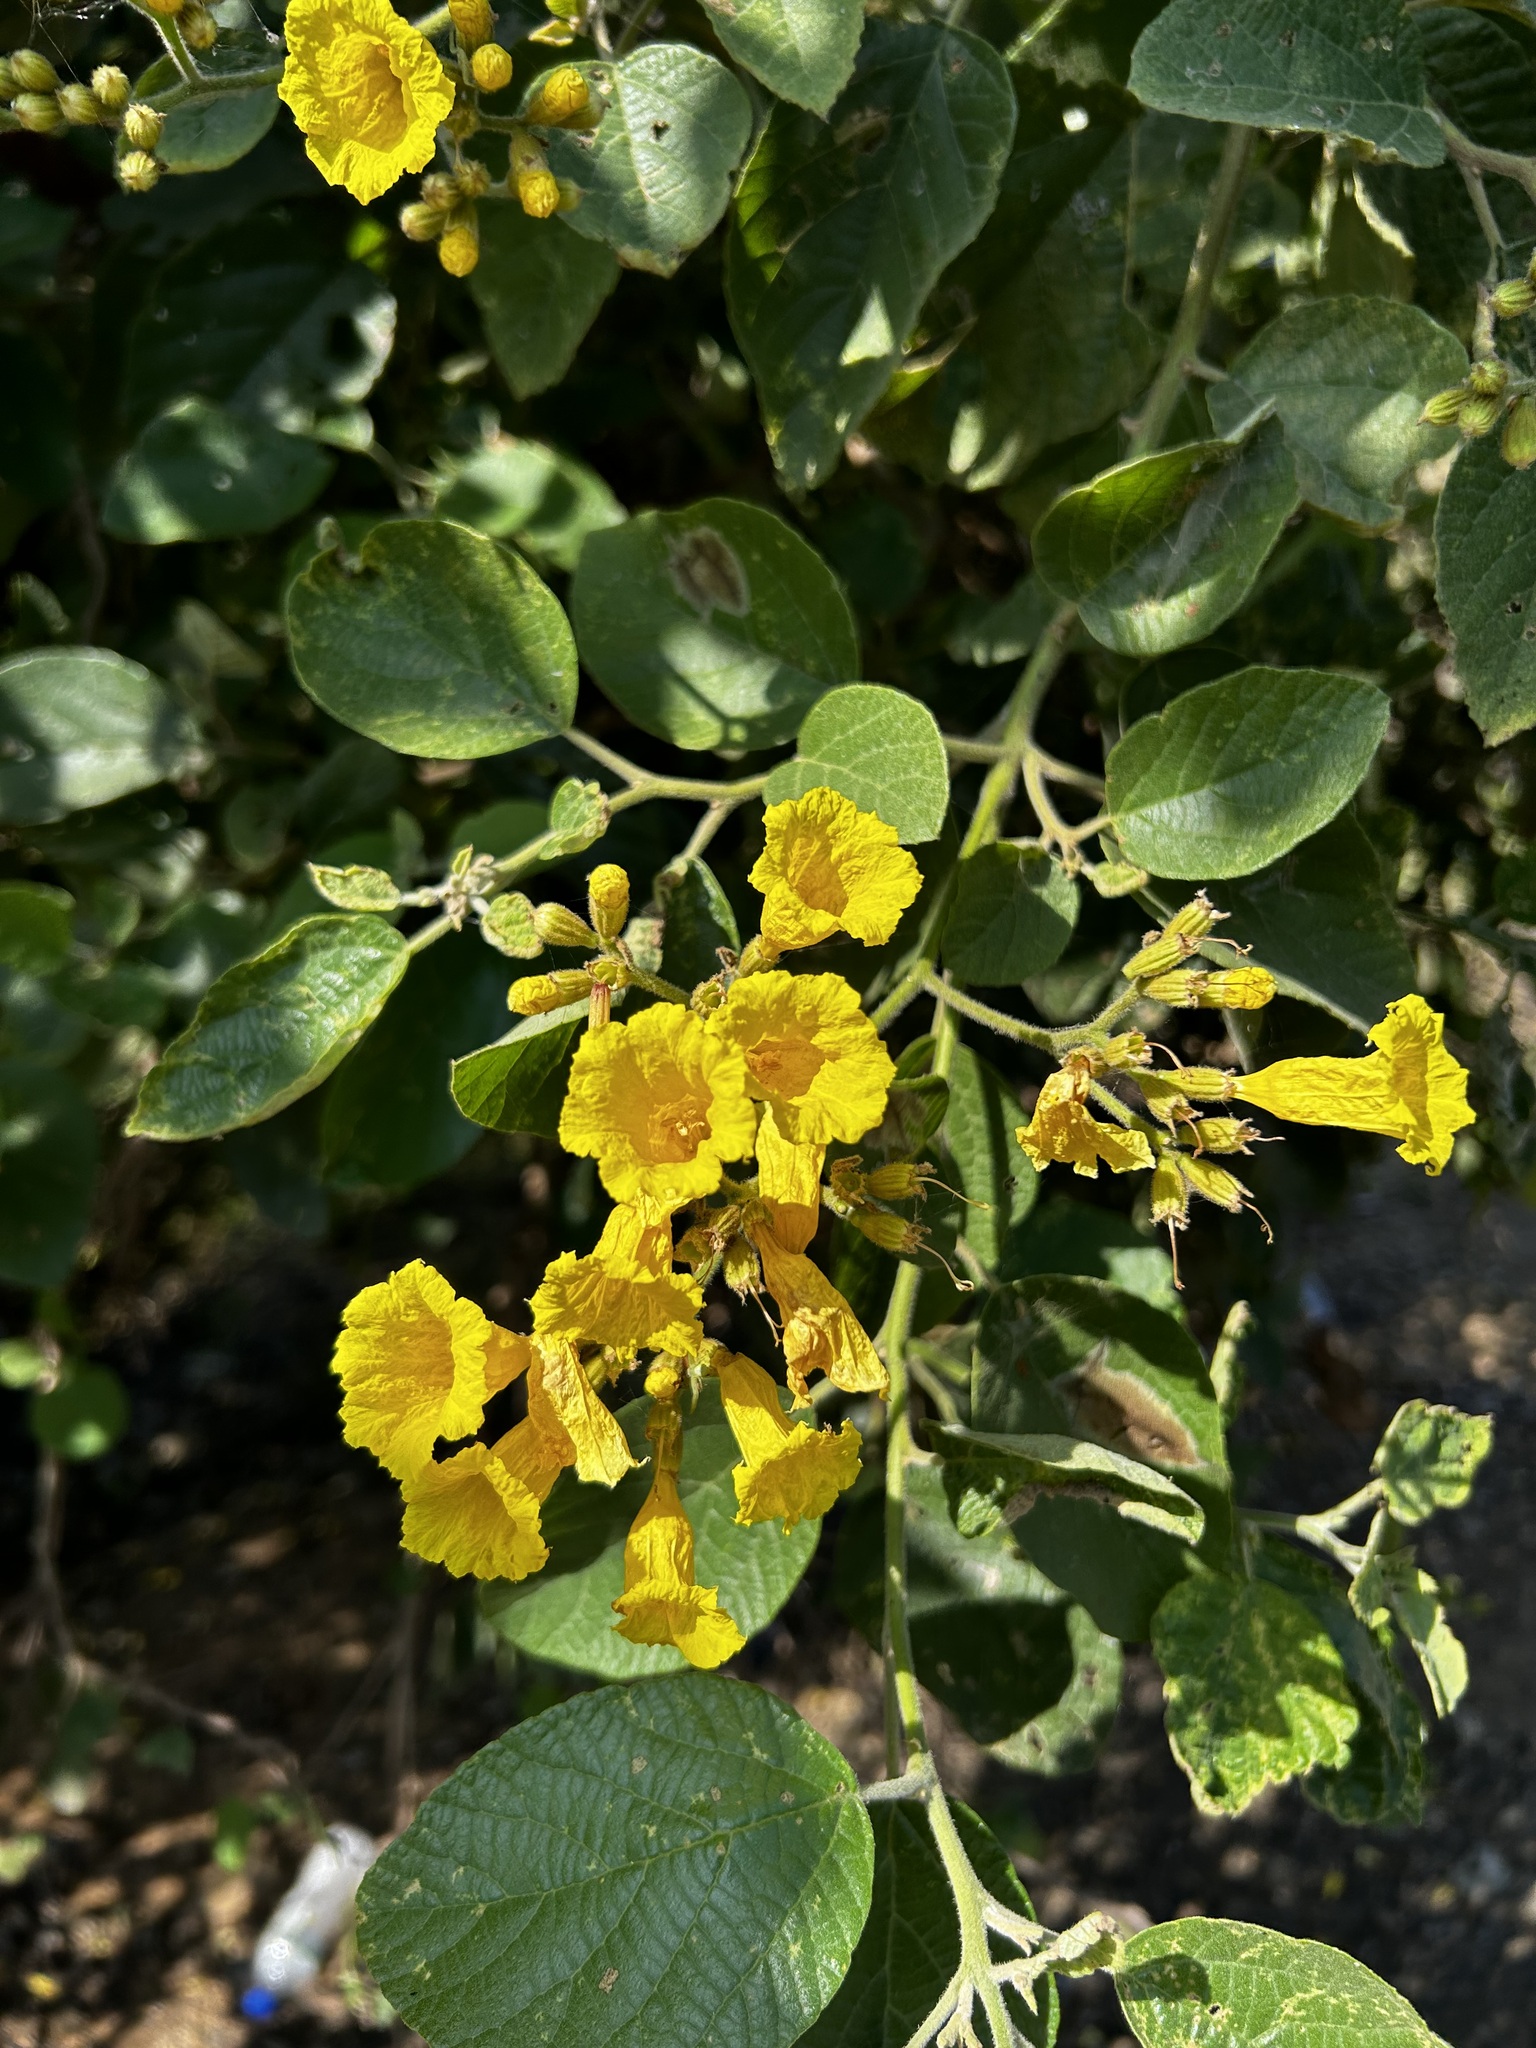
{"left": 1, "top": 1144, "right": 1532, "bottom": 2048}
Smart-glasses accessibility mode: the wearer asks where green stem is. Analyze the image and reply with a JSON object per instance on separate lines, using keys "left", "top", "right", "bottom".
{"left": 138, "top": 0, "right": 202, "bottom": 85}
{"left": 919, "top": 972, "right": 1057, "bottom": 1050}
{"left": 868, "top": 958, "right": 931, "bottom": 1035}
{"left": 1436, "top": 109, "right": 1536, "bottom": 210}
{"left": 958, "top": 602, "right": 1078, "bottom": 859}
{"left": 1007, "top": 0, "right": 1077, "bottom": 58}
{"left": 148, "top": 60, "right": 283, "bottom": 109}
{"left": 412, "top": 1, "right": 451, "bottom": 30}
{"left": 611, "top": 0, "right": 655, "bottom": 58}
{"left": 879, "top": 1259, "right": 928, "bottom": 1777}
{"left": 1126, "top": 123, "right": 1256, "bottom": 458}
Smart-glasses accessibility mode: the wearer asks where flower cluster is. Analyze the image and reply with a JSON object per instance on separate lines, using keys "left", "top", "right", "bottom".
{"left": 332, "top": 788, "right": 919, "bottom": 1669}
{"left": 0, "top": 49, "right": 181, "bottom": 195}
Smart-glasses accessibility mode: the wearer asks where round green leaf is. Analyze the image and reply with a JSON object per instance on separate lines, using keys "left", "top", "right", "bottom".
{"left": 287, "top": 519, "right": 578, "bottom": 759}
{"left": 483, "top": 1381, "right": 821, "bottom": 1678}
{"left": 572, "top": 498, "right": 857, "bottom": 751}
{"left": 29, "top": 1364, "right": 128, "bottom": 1463}
{"left": 0, "top": 1060, "right": 99, "bottom": 1286}
{"left": 942, "top": 844, "right": 1078, "bottom": 983}
{"left": 1105, "top": 666, "right": 1390, "bottom": 879}
{"left": 1031, "top": 419, "right": 1299, "bottom": 656}
{"left": 0, "top": 648, "right": 204, "bottom": 826}
{"left": 1435, "top": 432, "right": 1536, "bottom": 744}
{"left": 102, "top": 399, "right": 333, "bottom": 546}
{"left": 698, "top": 0, "right": 862, "bottom": 115}
{"left": 1115, "top": 1919, "right": 1448, "bottom": 2047}
{"left": 1206, "top": 297, "right": 1465, "bottom": 528}
{"left": 545, "top": 45, "right": 753, "bottom": 278}
{"left": 1128, "top": 0, "right": 1445, "bottom": 168}
{"left": 128, "top": 914, "right": 410, "bottom": 1141}
{"left": 762, "top": 684, "right": 949, "bottom": 843}
{"left": 136, "top": 55, "right": 277, "bottom": 173}
{"left": 0, "top": 882, "right": 72, "bottom": 975}
{"left": 434, "top": 437, "right": 625, "bottom": 573}
{"left": 469, "top": 205, "right": 619, "bottom": 401}
{"left": 357, "top": 1674, "right": 873, "bottom": 2048}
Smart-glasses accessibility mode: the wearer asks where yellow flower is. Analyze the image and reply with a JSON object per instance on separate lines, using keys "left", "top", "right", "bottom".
{"left": 527, "top": 1338, "right": 637, "bottom": 1487}
{"left": 717, "top": 970, "right": 894, "bottom": 1144}
{"left": 399, "top": 1416, "right": 561, "bottom": 1581}
{"left": 754, "top": 1106, "right": 822, "bottom": 1254}
{"left": 331, "top": 1260, "right": 529, "bottom": 1482}
{"left": 611, "top": 1465, "right": 744, "bottom": 1669}
{"left": 749, "top": 787, "right": 920, "bottom": 954}
{"left": 558, "top": 1001, "right": 757, "bottom": 1210}
{"left": 1016, "top": 1067, "right": 1155, "bottom": 1179}
{"left": 1234, "top": 994, "right": 1474, "bottom": 1175}
{"left": 530, "top": 1204, "right": 704, "bottom": 1359}
{"left": 279, "top": 0, "right": 454, "bottom": 206}
{"left": 716, "top": 1352, "right": 861, "bottom": 1531}
{"left": 751, "top": 1224, "right": 889, "bottom": 1406}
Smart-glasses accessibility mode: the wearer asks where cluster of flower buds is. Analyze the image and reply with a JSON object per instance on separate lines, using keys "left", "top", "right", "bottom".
{"left": 1421, "top": 355, "right": 1536, "bottom": 470}
{"left": 0, "top": 52, "right": 174, "bottom": 190}
{"left": 506, "top": 865, "right": 637, "bottom": 1029}
{"left": 449, "top": 0, "right": 513, "bottom": 91}
{"left": 1120, "top": 892, "right": 1276, "bottom": 1010}
{"left": 400, "top": 160, "right": 492, "bottom": 276}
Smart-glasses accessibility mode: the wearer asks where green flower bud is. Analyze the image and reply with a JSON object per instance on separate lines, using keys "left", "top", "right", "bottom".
{"left": 1491, "top": 276, "right": 1536, "bottom": 319}
{"left": 11, "top": 49, "right": 60, "bottom": 92}
{"left": 1459, "top": 392, "right": 1504, "bottom": 437}
{"left": 91, "top": 65, "right": 130, "bottom": 112}
{"left": 56, "top": 83, "right": 100, "bottom": 124}
{"left": 121, "top": 102, "right": 164, "bottom": 150}
{"left": 1467, "top": 357, "right": 1510, "bottom": 399}
{"left": 1419, "top": 386, "right": 1467, "bottom": 428}
{"left": 181, "top": 4, "right": 218, "bottom": 48}
{"left": 116, "top": 148, "right": 161, "bottom": 193}
{"left": 399, "top": 200, "right": 444, "bottom": 241}
{"left": 1503, "top": 394, "right": 1536, "bottom": 471}
{"left": 0, "top": 59, "right": 16, "bottom": 99}
{"left": 13, "top": 92, "right": 63, "bottom": 133}
{"left": 532, "top": 900, "right": 598, "bottom": 950}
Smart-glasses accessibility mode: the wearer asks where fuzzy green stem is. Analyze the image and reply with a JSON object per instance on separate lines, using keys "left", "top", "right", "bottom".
{"left": 879, "top": 1258, "right": 929, "bottom": 1777}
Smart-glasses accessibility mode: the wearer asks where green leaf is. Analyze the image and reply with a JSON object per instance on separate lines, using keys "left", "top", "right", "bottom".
{"left": 942, "top": 845, "right": 1079, "bottom": 984}
{"left": 725, "top": 23, "right": 1017, "bottom": 490}
{"left": 0, "top": 648, "right": 205, "bottom": 826}
{"left": 544, "top": 777, "right": 610, "bottom": 858}
{"left": 572, "top": 498, "right": 857, "bottom": 752}
{"left": 1115, "top": 1918, "right": 1448, "bottom": 2047}
{"left": 0, "top": 1060, "right": 99, "bottom": 1286}
{"left": 942, "top": 1042, "right": 1036, "bottom": 1271}
{"left": 1372, "top": 1398, "right": 1494, "bottom": 1525}
{"left": 102, "top": 399, "right": 333, "bottom": 546}
{"left": 29, "top": 1364, "right": 128, "bottom": 1463}
{"left": 483, "top": 1381, "right": 822, "bottom": 1678}
{"left": 762, "top": 684, "right": 949, "bottom": 843}
{"left": 946, "top": 574, "right": 1057, "bottom": 669}
{"left": 122, "top": 216, "right": 394, "bottom": 433}
{"left": 128, "top": 914, "right": 410, "bottom": 1141}
{"left": 358, "top": 1673, "right": 872, "bottom": 2048}
{"left": 1032, "top": 419, "right": 1299, "bottom": 656}
{"left": 470, "top": 207, "right": 620, "bottom": 400}
{"left": 0, "top": 882, "right": 72, "bottom": 975}
{"left": 1203, "top": 812, "right": 1414, "bottom": 1033}
{"left": 451, "top": 1005, "right": 581, "bottom": 1140}
{"left": 800, "top": 1801, "right": 1055, "bottom": 2048}
{"left": 1434, "top": 431, "right": 1536, "bottom": 743}
{"left": 1002, "top": 1199, "right": 1178, "bottom": 1310}
{"left": 545, "top": 46, "right": 753, "bottom": 278}
{"left": 1382, "top": 1560, "right": 1467, "bottom": 1718}
{"left": 656, "top": 855, "right": 740, "bottom": 992}
{"left": 308, "top": 864, "right": 401, "bottom": 913}
{"left": 1206, "top": 297, "right": 1465, "bottom": 527}
{"left": 991, "top": 1603, "right": 1124, "bottom": 1777}
{"left": 931, "top": 1423, "right": 1207, "bottom": 1547}
{"left": 287, "top": 520, "right": 577, "bottom": 759}
{"left": 1106, "top": 666, "right": 1390, "bottom": 880}
{"left": 836, "top": 1461, "right": 1074, "bottom": 1744}
{"left": 1128, "top": 0, "right": 1445, "bottom": 168}
{"left": 698, "top": 0, "right": 862, "bottom": 114}
{"left": 320, "top": 934, "right": 510, "bottom": 1193}
{"left": 136, "top": 52, "right": 278, "bottom": 173}
{"left": 480, "top": 892, "right": 544, "bottom": 960}
{"left": 1151, "top": 1573, "right": 1359, "bottom": 1815}
{"left": 434, "top": 436, "right": 625, "bottom": 574}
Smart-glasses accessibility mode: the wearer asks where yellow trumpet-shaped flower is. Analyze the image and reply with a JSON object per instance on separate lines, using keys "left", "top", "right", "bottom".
{"left": 1234, "top": 994, "right": 1473, "bottom": 1176}
{"left": 331, "top": 1260, "right": 529, "bottom": 1482}
{"left": 749, "top": 787, "right": 920, "bottom": 955}
{"left": 559, "top": 1001, "right": 757, "bottom": 1210}
{"left": 611, "top": 1457, "right": 744, "bottom": 1669}
{"left": 278, "top": 0, "right": 455, "bottom": 206}
{"left": 717, "top": 970, "right": 894, "bottom": 1145}
{"left": 716, "top": 1352, "right": 861, "bottom": 1531}
{"left": 1016, "top": 1067, "right": 1155, "bottom": 1179}
{"left": 399, "top": 1417, "right": 560, "bottom": 1581}
{"left": 526, "top": 1338, "right": 637, "bottom": 1487}
{"left": 530, "top": 1205, "right": 704, "bottom": 1359}
{"left": 751, "top": 1224, "right": 889, "bottom": 1406}
{"left": 754, "top": 1107, "right": 823, "bottom": 1254}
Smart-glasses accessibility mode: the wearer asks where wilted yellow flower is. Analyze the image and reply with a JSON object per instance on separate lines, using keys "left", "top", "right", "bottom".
{"left": 279, "top": 0, "right": 454, "bottom": 206}
{"left": 1235, "top": 995, "right": 1473, "bottom": 1176}
{"left": 750, "top": 787, "right": 920, "bottom": 955}
{"left": 611, "top": 1465, "right": 744, "bottom": 1669}
{"left": 559, "top": 1002, "right": 756, "bottom": 1210}
{"left": 331, "top": 1260, "right": 529, "bottom": 1482}
{"left": 716, "top": 1352, "right": 861, "bottom": 1531}
{"left": 1016, "top": 1068, "right": 1155, "bottom": 1179}
{"left": 754, "top": 1107, "right": 822, "bottom": 1254}
{"left": 751, "top": 1224, "right": 888, "bottom": 1406}
{"left": 526, "top": 1338, "right": 637, "bottom": 1487}
{"left": 530, "top": 1205, "right": 704, "bottom": 1359}
{"left": 400, "top": 1420, "right": 556, "bottom": 1581}
{"left": 717, "top": 970, "right": 894, "bottom": 1144}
